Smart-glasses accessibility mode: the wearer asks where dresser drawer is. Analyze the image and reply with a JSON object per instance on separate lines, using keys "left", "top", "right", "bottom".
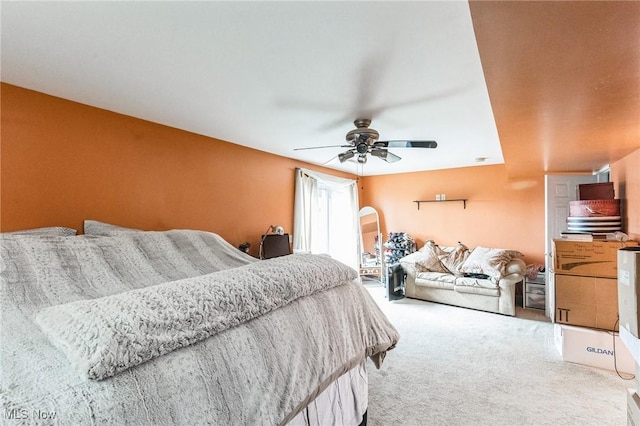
{"left": 528, "top": 272, "right": 546, "bottom": 285}
{"left": 525, "top": 292, "right": 545, "bottom": 310}
{"left": 526, "top": 282, "right": 545, "bottom": 295}
{"left": 524, "top": 280, "right": 545, "bottom": 310}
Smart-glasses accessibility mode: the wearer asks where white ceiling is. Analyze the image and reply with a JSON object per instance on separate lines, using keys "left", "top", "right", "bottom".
{"left": 1, "top": 1, "right": 504, "bottom": 176}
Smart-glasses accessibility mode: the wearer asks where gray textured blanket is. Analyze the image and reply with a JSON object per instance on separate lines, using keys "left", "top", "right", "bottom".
{"left": 36, "top": 254, "right": 357, "bottom": 380}
{"left": 1, "top": 230, "right": 399, "bottom": 425}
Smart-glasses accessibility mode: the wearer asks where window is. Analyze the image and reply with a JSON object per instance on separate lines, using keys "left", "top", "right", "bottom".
{"left": 293, "top": 168, "right": 359, "bottom": 270}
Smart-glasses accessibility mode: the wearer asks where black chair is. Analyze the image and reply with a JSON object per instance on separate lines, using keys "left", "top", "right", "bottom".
{"left": 260, "top": 234, "right": 291, "bottom": 259}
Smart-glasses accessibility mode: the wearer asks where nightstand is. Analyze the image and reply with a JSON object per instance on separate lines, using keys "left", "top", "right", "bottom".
{"left": 524, "top": 272, "right": 546, "bottom": 310}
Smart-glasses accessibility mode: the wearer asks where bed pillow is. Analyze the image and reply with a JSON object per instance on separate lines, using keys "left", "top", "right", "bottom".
{"left": 460, "top": 246, "right": 524, "bottom": 280}
{"left": 3, "top": 226, "right": 77, "bottom": 236}
{"left": 84, "top": 220, "right": 142, "bottom": 236}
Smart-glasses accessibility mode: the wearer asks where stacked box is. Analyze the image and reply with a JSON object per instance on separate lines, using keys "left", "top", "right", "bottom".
{"left": 555, "top": 275, "right": 619, "bottom": 331}
{"left": 553, "top": 240, "right": 637, "bottom": 331}
{"left": 554, "top": 324, "right": 633, "bottom": 374}
{"left": 554, "top": 240, "right": 638, "bottom": 278}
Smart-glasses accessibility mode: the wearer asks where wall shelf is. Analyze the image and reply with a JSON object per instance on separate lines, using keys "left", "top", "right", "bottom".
{"left": 413, "top": 199, "right": 467, "bottom": 210}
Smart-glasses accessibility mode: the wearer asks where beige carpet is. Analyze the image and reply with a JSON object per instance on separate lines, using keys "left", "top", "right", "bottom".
{"left": 364, "top": 281, "right": 631, "bottom": 425}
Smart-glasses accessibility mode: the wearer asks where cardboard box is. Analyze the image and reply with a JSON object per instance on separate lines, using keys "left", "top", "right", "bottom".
{"left": 555, "top": 274, "right": 619, "bottom": 331}
{"left": 619, "top": 248, "right": 640, "bottom": 338}
{"left": 553, "top": 240, "right": 638, "bottom": 278}
{"left": 554, "top": 324, "right": 634, "bottom": 374}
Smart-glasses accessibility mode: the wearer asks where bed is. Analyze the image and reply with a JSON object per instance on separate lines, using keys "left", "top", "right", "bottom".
{"left": 0, "top": 222, "right": 399, "bottom": 425}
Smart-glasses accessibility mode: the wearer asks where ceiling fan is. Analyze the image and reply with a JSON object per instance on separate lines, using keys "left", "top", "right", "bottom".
{"left": 295, "top": 119, "right": 437, "bottom": 164}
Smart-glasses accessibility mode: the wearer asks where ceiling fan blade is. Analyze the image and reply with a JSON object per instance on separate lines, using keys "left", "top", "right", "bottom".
{"left": 383, "top": 150, "right": 402, "bottom": 163}
{"left": 370, "top": 148, "right": 402, "bottom": 163}
{"left": 375, "top": 140, "right": 438, "bottom": 149}
{"left": 323, "top": 155, "right": 339, "bottom": 165}
{"left": 294, "top": 144, "right": 351, "bottom": 151}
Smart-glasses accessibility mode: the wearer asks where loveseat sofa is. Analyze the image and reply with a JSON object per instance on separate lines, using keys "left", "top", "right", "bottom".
{"left": 399, "top": 241, "right": 526, "bottom": 316}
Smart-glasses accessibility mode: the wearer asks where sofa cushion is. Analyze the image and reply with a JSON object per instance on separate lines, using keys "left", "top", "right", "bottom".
{"left": 459, "top": 246, "right": 524, "bottom": 280}
{"left": 455, "top": 276, "right": 498, "bottom": 289}
{"left": 415, "top": 272, "right": 456, "bottom": 290}
{"left": 454, "top": 283, "right": 500, "bottom": 297}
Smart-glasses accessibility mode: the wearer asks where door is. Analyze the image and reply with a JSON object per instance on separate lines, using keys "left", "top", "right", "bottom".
{"left": 545, "top": 174, "right": 597, "bottom": 319}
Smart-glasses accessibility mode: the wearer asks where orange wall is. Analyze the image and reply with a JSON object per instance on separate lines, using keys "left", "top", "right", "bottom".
{"left": 3, "top": 83, "right": 635, "bottom": 264}
{"left": 361, "top": 166, "right": 546, "bottom": 264}
{"left": 360, "top": 151, "right": 640, "bottom": 264}
{"left": 0, "top": 84, "right": 353, "bottom": 257}
{"left": 611, "top": 148, "right": 640, "bottom": 241}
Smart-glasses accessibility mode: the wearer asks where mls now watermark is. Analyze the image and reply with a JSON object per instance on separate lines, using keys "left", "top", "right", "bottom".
{"left": 4, "top": 407, "right": 57, "bottom": 421}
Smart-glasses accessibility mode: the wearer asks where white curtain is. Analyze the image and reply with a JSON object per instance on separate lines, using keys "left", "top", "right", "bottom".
{"left": 293, "top": 168, "right": 360, "bottom": 270}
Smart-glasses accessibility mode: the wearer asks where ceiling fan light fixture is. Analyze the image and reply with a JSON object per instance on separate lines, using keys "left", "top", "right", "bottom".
{"left": 357, "top": 154, "right": 367, "bottom": 164}
{"left": 356, "top": 142, "right": 369, "bottom": 154}
{"left": 338, "top": 151, "right": 355, "bottom": 163}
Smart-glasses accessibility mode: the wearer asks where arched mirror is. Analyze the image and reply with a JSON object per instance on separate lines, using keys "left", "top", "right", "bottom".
{"left": 359, "top": 206, "right": 383, "bottom": 281}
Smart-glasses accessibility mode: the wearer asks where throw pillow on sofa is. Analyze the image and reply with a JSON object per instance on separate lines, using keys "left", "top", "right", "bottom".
{"left": 440, "top": 242, "right": 470, "bottom": 274}
{"left": 415, "top": 240, "right": 449, "bottom": 273}
{"left": 460, "top": 246, "right": 524, "bottom": 280}
{"left": 415, "top": 241, "right": 470, "bottom": 274}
